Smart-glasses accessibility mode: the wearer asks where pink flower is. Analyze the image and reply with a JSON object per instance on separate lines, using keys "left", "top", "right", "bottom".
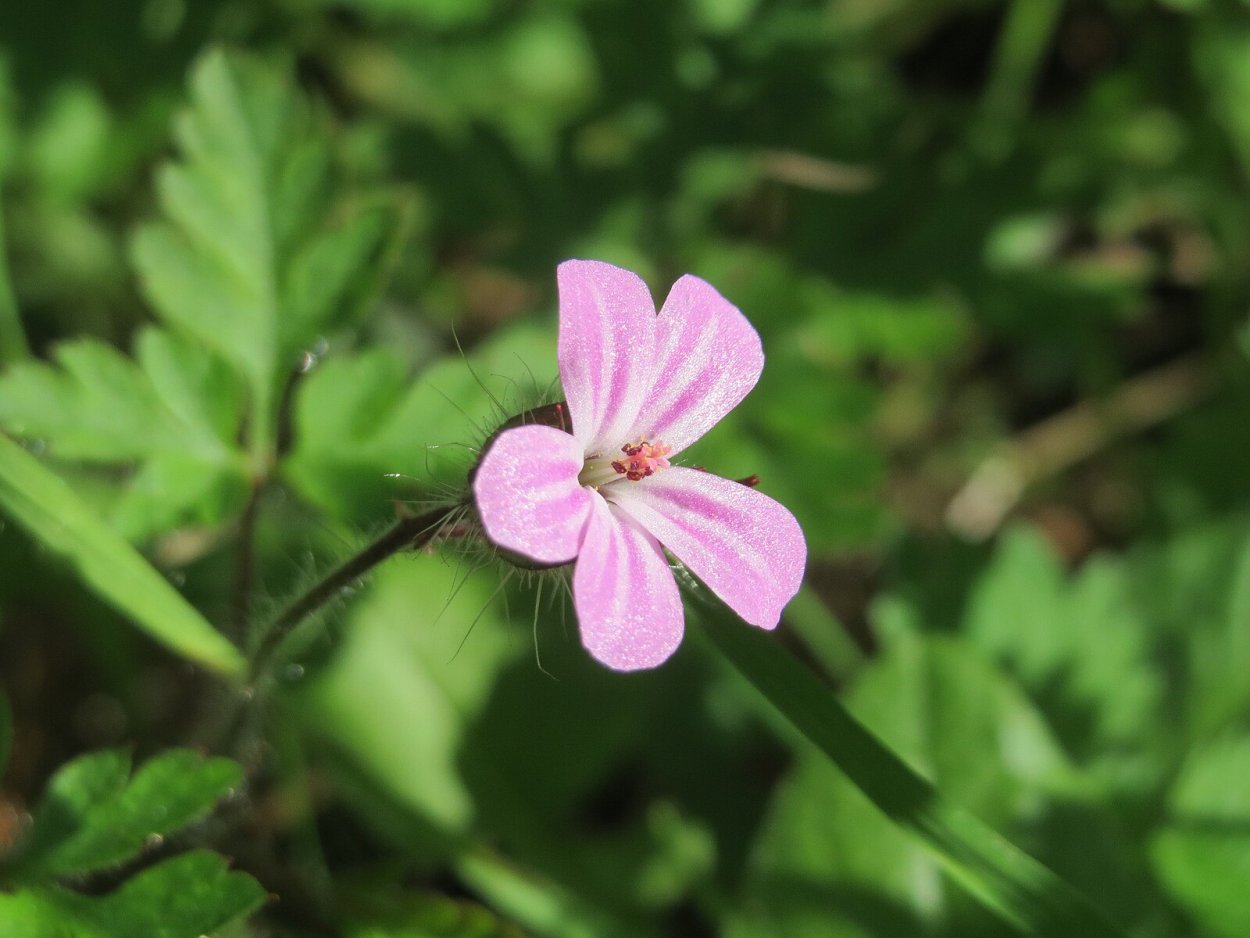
{"left": 472, "top": 260, "right": 807, "bottom": 671}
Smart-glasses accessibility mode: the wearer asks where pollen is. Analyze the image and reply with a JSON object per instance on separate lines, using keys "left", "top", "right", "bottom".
{"left": 611, "top": 439, "right": 672, "bottom": 481}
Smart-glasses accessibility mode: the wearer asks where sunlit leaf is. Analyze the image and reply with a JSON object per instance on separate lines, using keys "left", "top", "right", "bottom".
{"left": 0, "top": 433, "right": 244, "bottom": 674}
{"left": 0, "top": 330, "right": 249, "bottom": 540}
{"left": 131, "top": 48, "right": 402, "bottom": 467}
{"left": 295, "top": 558, "right": 517, "bottom": 834}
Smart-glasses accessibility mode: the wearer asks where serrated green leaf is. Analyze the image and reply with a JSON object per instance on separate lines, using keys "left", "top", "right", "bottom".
{"left": 964, "top": 527, "right": 1163, "bottom": 765}
{"left": 283, "top": 202, "right": 400, "bottom": 340}
{"left": 1152, "top": 736, "right": 1250, "bottom": 937}
{"left": 0, "top": 850, "right": 265, "bottom": 938}
{"left": 0, "top": 433, "right": 244, "bottom": 674}
{"left": 6, "top": 749, "right": 133, "bottom": 878}
{"left": 135, "top": 327, "right": 246, "bottom": 449}
{"left": 15, "top": 749, "right": 241, "bottom": 878}
{"left": 0, "top": 339, "right": 168, "bottom": 460}
{"left": 131, "top": 48, "right": 402, "bottom": 471}
{"left": 0, "top": 330, "right": 249, "bottom": 540}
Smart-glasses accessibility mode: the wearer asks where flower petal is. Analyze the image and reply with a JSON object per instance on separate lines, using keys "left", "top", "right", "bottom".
{"left": 557, "top": 260, "right": 658, "bottom": 454}
{"left": 472, "top": 424, "right": 592, "bottom": 565}
{"left": 630, "top": 274, "right": 764, "bottom": 456}
{"left": 573, "top": 492, "right": 684, "bottom": 671}
{"left": 609, "top": 467, "right": 805, "bottom": 629}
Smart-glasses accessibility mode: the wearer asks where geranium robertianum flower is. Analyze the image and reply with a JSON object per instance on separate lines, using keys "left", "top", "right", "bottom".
{"left": 472, "top": 260, "right": 807, "bottom": 670}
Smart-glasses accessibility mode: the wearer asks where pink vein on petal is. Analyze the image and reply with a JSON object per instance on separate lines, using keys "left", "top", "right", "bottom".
{"left": 472, "top": 424, "right": 592, "bottom": 565}
{"left": 631, "top": 274, "right": 764, "bottom": 456}
{"left": 557, "top": 260, "right": 658, "bottom": 454}
{"left": 573, "top": 493, "right": 684, "bottom": 671}
{"left": 609, "top": 466, "right": 806, "bottom": 630}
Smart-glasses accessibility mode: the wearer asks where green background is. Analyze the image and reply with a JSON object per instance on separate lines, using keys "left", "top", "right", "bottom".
{"left": 2, "top": 0, "right": 1250, "bottom": 935}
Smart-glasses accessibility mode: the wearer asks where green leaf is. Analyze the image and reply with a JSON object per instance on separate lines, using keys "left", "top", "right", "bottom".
{"left": 12, "top": 748, "right": 242, "bottom": 878}
{"left": 0, "top": 331, "right": 249, "bottom": 540}
{"left": 697, "top": 598, "right": 1127, "bottom": 937}
{"left": 0, "top": 339, "right": 170, "bottom": 460}
{"left": 453, "top": 847, "right": 625, "bottom": 938}
{"left": 0, "top": 433, "right": 245, "bottom": 675}
{"left": 964, "top": 527, "right": 1163, "bottom": 766}
{"left": 131, "top": 48, "right": 402, "bottom": 470}
{"left": 338, "top": 871, "right": 533, "bottom": 938}
{"left": 296, "top": 558, "right": 517, "bottom": 835}
{"left": 1152, "top": 736, "right": 1250, "bottom": 938}
{"left": 0, "top": 850, "right": 265, "bottom": 938}
{"left": 729, "top": 609, "right": 1095, "bottom": 937}
{"left": 8, "top": 749, "right": 131, "bottom": 874}
{"left": 284, "top": 323, "right": 555, "bottom": 521}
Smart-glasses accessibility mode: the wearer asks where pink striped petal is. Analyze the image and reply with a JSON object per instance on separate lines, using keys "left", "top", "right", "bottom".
{"left": 557, "top": 260, "right": 658, "bottom": 455}
{"left": 630, "top": 275, "right": 764, "bottom": 456}
{"left": 573, "top": 493, "right": 684, "bottom": 671}
{"left": 609, "top": 467, "right": 805, "bottom": 629}
{"left": 472, "top": 424, "right": 592, "bottom": 565}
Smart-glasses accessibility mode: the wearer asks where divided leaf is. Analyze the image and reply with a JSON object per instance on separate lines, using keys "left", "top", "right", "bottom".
{"left": 11, "top": 748, "right": 242, "bottom": 878}
{"left": 131, "top": 48, "right": 402, "bottom": 465}
{"left": 0, "top": 329, "right": 248, "bottom": 540}
{"left": 964, "top": 527, "right": 1164, "bottom": 768}
{"left": 0, "top": 850, "right": 265, "bottom": 938}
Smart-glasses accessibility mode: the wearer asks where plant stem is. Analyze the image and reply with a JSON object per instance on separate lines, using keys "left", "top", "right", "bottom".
{"left": 698, "top": 599, "right": 1126, "bottom": 937}
{"left": 247, "top": 505, "right": 460, "bottom": 683}
{"left": 976, "top": 0, "right": 1065, "bottom": 158}
{"left": 231, "top": 481, "right": 263, "bottom": 643}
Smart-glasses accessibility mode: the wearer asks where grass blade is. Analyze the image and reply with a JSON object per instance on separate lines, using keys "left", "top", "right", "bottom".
{"left": 698, "top": 600, "right": 1126, "bottom": 936}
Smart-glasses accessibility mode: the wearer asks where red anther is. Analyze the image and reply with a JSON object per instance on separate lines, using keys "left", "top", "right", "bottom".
{"left": 611, "top": 439, "right": 671, "bottom": 482}
{"left": 736, "top": 474, "right": 760, "bottom": 487}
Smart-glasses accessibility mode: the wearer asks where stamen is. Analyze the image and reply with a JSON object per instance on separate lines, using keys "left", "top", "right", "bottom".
{"left": 611, "top": 439, "right": 671, "bottom": 482}
{"left": 578, "top": 438, "right": 673, "bottom": 488}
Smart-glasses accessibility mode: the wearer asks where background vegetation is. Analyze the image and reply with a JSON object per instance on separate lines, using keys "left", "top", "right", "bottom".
{"left": 1, "top": 0, "right": 1250, "bottom": 935}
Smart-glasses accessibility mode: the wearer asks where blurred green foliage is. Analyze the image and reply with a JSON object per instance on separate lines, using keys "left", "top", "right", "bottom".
{"left": 1, "top": 0, "right": 1250, "bottom": 935}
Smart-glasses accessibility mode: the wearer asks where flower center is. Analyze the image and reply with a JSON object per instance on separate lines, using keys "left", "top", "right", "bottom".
{"left": 579, "top": 439, "right": 672, "bottom": 488}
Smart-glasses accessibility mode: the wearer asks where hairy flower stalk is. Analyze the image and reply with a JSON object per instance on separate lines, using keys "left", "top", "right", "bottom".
{"left": 473, "top": 260, "right": 807, "bottom": 670}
